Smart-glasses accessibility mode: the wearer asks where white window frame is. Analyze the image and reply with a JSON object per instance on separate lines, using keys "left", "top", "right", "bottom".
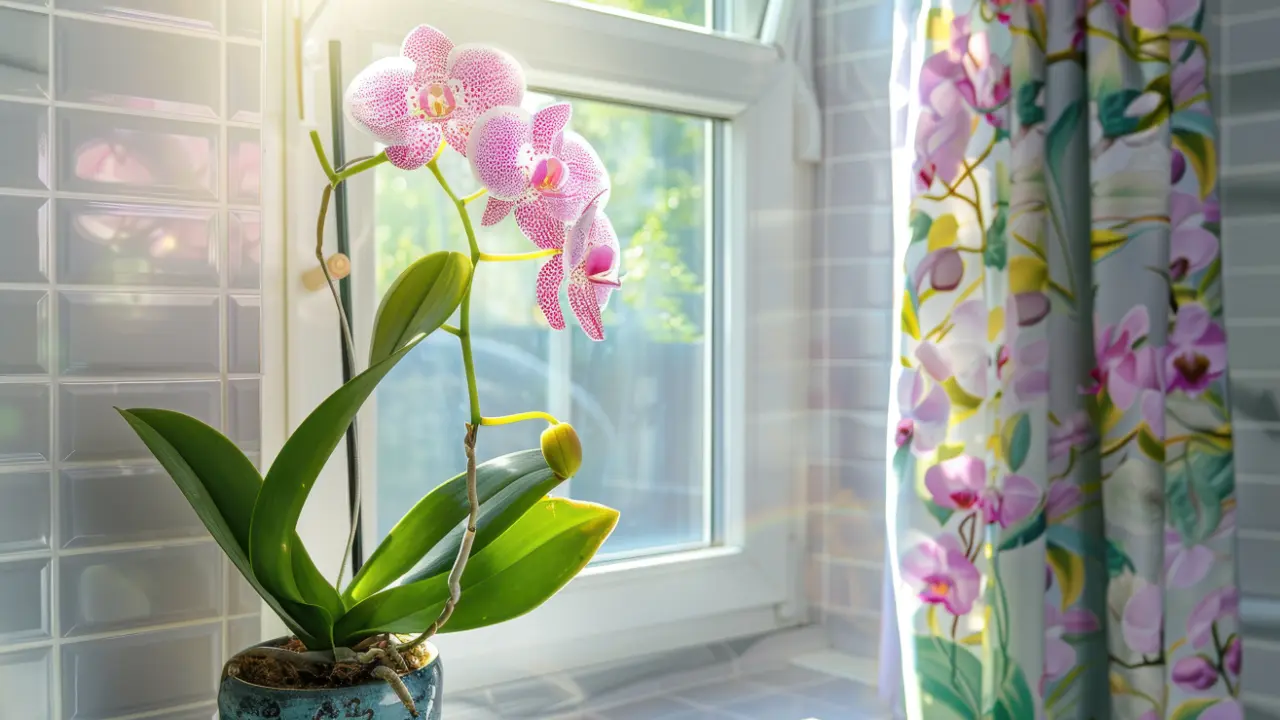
{"left": 260, "top": 0, "right": 814, "bottom": 692}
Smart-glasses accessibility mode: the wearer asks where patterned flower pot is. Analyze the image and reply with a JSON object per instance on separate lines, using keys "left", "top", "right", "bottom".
{"left": 216, "top": 640, "right": 443, "bottom": 719}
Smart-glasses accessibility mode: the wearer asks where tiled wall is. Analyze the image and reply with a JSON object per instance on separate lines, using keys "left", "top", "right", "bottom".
{"left": 1215, "top": 0, "right": 1280, "bottom": 714}
{"left": 0, "top": 1, "right": 264, "bottom": 717}
{"left": 808, "top": 0, "right": 896, "bottom": 663}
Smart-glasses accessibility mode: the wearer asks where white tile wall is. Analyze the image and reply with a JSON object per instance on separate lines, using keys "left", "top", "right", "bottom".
{"left": 1217, "top": 1, "right": 1280, "bottom": 711}
{"left": 0, "top": 1, "right": 263, "bottom": 717}
{"left": 809, "top": 0, "right": 894, "bottom": 659}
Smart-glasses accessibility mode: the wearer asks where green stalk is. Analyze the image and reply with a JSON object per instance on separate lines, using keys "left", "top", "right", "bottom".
{"left": 427, "top": 159, "right": 482, "bottom": 426}
{"left": 399, "top": 157, "right": 483, "bottom": 652}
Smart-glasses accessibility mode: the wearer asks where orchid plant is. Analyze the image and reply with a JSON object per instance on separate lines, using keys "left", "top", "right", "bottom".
{"left": 116, "top": 24, "right": 621, "bottom": 715}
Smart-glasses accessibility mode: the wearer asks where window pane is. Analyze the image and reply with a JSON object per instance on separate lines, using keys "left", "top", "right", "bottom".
{"left": 372, "top": 95, "right": 714, "bottom": 560}
{"left": 577, "top": 0, "right": 770, "bottom": 37}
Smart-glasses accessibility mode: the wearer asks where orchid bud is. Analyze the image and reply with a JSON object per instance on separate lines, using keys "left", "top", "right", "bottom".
{"left": 541, "top": 422, "right": 582, "bottom": 479}
{"left": 1172, "top": 655, "right": 1219, "bottom": 692}
{"left": 1225, "top": 636, "right": 1242, "bottom": 676}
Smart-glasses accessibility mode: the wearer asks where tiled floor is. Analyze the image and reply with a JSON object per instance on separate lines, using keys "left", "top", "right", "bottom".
{"left": 447, "top": 658, "right": 888, "bottom": 719}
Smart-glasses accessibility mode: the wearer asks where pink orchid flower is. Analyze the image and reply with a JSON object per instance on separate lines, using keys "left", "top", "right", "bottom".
{"left": 901, "top": 535, "right": 980, "bottom": 616}
{"left": 1166, "top": 509, "right": 1235, "bottom": 589}
{"left": 468, "top": 103, "right": 610, "bottom": 244}
{"left": 1173, "top": 654, "right": 1219, "bottom": 692}
{"left": 923, "top": 456, "right": 1040, "bottom": 527}
{"left": 1130, "top": 0, "right": 1200, "bottom": 31}
{"left": 1187, "top": 586, "right": 1239, "bottom": 650}
{"left": 1087, "top": 305, "right": 1161, "bottom": 410}
{"left": 1049, "top": 411, "right": 1092, "bottom": 463}
{"left": 1122, "top": 577, "right": 1163, "bottom": 655}
{"left": 1170, "top": 192, "right": 1219, "bottom": 281}
{"left": 949, "top": 18, "right": 1010, "bottom": 126}
{"left": 1172, "top": 49, "right": 1208, "bottom": 110}
{"left": 911, "top": 247, "right": 964, "bottom": 292}
{"left": 1141, "top": 389, "right": 1165, "bottom": 440}
{"left": 344, "top": 25, "right": 525, "bottom": 169}
{"left": 1044, "top": 601, "right": 1099, "bottom": 681}
{"left": 916, "top": 300, "right": 989, "bottom": 398}
{"left": 1046, "top": 481, "right": 1083, "bottom": 524}
{"left": 895, "top": 368, "right": 950, "bottom": 454}
{"left": 535, "top": 193, "right": 621, "bottom": 341}
{"left": 913, "top": 78, "right": 970, "bottom": 192}
{"left": 1165, "top": 303, "right": 1227, "bottom": 396}
{"left": 997, "top": 333, "right": 1050, "bottom": 404}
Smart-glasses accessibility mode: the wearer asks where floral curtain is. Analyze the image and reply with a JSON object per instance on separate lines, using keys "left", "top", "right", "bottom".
{"left": 884, "top": 0, "right": 1242, "bottom": 718}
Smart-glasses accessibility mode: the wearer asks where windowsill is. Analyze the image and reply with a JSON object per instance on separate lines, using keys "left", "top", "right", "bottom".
{"left": 444, "top": 625, "right": 893, "bottom": 719}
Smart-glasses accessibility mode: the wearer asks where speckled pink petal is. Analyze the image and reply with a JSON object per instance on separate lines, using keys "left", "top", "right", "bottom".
{"left": 344, "top": 56, "right": 417, "bottom": 144}
{"left": 401, "top": 25, "right": 454, "bottom": 85}
{"left": 532, "top": 103, "right": 572, "bottom": 155}
{"left": 444, "top": 45, "right": 526, "bottom": 155}
{"left": 568, "top": 280, "right": 605, "bottom": 341}
{"left": 481, "top": 197, "right": 516, "bottom": 227}
{"left": 565, "top": 191, "right": 605, "bottom": 269}
{"left": 468, "top": 106, "right": 533, "bottom": 200}
{"left": 515, "top": 201, "right": 566, "bottom": 250}
{"left": 536, "top": 255, "right": 566, "bottom": 330}
{"left": 587, "top": 212, "right": 621, "bottom": 277}
{"left": 384, "top": 122, "right": 443, "bottom": 170}
{"left": 595, "top": 284, "right": 615, "bottom": 312}
{"left": 542, "top": 131, "right": 609, "bottom": 222}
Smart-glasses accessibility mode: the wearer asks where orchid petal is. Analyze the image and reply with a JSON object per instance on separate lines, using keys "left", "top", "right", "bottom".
{"left": 443, "top": 45, "right": 526, "bottom": 155}
{"left": 385, "top": 123, "right": 443, "bottom": 170}
{"left": 401, "top": 25, "right": 454, "bottom": 84}
{"left": 566, "top": 191, "right": 605, "bottom": 269}
{"left": 542, "top": 131, "right": 609, "bottom": 222}
{"left": 568, "top": 280, "right": 605, "bottom": 341}
{"left": 536, "top": 255, "right": 566, "bottom": 330}
{"left": 595, "top": 284, "right": 615, "bottom": 312}
{"left": 515, "top": 202, "right": 566, "bottom": 251}
{"left": 532, "top": 103, "right": 573, "bottom": 155}
{"left": 468, "top": 106, "right": 534, "bottom": 200}
{"left": 480, "top": 197, "right": 516, "bottom": 227}
{"left": 344, "top": 56, "right": 417, "bottom": 145}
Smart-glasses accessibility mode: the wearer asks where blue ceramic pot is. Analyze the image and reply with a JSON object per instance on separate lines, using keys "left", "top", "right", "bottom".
{"left": 217, "top": 640, "right": 442, "bottom": 719}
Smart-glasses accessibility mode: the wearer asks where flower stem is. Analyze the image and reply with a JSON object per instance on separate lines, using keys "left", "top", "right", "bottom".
{"left": 334, "top": 152, "right": 389, "bottom": 183}
{"left": 479, "top": 248, "right": 560, "bottom": 263}
{"left": 481, "top": 411, "right": 560, "bottom": 427}
{"left": 461, "top": 187, "right": 488, "bottom": 205}
{"left": 399, "top": 159, "right": 485, "bottom": 651}
{"left": 310, "top": 130, "right": 337, "bottom": 183}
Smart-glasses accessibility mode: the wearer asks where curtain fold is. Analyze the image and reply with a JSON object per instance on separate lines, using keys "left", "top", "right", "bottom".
{"left": 883, "top": 0, "right": 1241, "bottom": 717}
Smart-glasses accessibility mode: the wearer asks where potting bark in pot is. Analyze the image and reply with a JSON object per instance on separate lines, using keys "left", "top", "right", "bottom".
{"left": 118, "top": 23, "right": 622, "bottom": 719}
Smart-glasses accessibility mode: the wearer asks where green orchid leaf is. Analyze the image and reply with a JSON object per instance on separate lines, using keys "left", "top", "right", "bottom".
{"left": 912, "top": 635, "right": 983, "bottom": 719}
{"left": 344, "top": 449, "right": 561, "bottom": 605}
{"left": 116, "top": 409, "right": 333, "bottom": 648}
{"left": 401, "top": 453, "right": 564, "bottom": 585}
{"left": 250, "top": 334, "right": 426, "bottom": 614}
{"left": 369, "top": 251, "right": 471, "bottom": 365}
{"left": 334, "top": 498, "right": 617, "bottom": 645}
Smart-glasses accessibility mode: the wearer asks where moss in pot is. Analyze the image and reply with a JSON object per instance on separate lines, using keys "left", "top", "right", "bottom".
{"left": 117, "top": 23, "right": 624, "bottom": 719}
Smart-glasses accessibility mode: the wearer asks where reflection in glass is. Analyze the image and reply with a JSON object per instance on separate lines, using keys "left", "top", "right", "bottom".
{"left": 56, "top": 18, "right": 219, "bottom": 117}
{"left": 373, "top": 93, "right": 713, "bottom": 558}
{"left": 61, "top": 112, "right": 216, "bottom": 200}
{"left": 59, "top": 201, "right": 218, "bottom": 287}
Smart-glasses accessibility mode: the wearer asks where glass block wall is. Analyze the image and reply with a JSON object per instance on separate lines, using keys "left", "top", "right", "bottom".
{"left": 0, "top": 1, "right": 264, "bottom": 717}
